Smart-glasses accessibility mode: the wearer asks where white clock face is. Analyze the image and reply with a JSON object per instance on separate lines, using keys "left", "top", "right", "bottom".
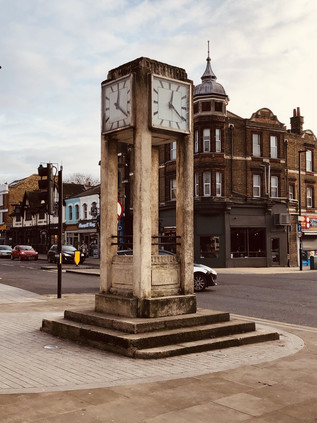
{"left": 102, "top": 75, "right": 132, "bottom": 133}
{"left": 151, "top": 75, "right": 191, "bottom": 133}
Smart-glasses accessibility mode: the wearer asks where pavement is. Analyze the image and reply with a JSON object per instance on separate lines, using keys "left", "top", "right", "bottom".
{"left": 1, "top": 263, "right": 317, "bottom": 422}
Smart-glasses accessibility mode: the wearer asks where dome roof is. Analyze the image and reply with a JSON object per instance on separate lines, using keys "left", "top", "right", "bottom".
{"left": 194, "top": 45, "right": 228, "bottom": 99}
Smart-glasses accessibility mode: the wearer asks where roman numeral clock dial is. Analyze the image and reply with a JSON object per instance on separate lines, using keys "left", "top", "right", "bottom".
{"left": 102, "top": 75, "right": 132, "bottom": 133}
{"left": 151, "top": 75, "right": 191, "bottom": 134}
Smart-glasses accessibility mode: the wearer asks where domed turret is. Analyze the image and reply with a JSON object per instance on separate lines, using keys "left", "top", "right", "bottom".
{"left": 194, "top": 42, "right": 229, "bottom": 103}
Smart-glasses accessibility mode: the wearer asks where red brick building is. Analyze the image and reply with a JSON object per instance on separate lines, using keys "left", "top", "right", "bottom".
{"left": 159, "top": 51, "right": 317, "bottom": 268}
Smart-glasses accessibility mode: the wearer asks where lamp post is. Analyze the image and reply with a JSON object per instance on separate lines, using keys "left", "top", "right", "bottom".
{"left": 298, "top": 150, "right": 307, "bottom": 271}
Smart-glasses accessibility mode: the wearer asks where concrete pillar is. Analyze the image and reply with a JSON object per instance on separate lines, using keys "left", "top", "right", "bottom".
{"left": 100, "top": 135, "right": 118, "bottom": 293}
{"left": 133, "top": 74, "right": 152, "bottom": 299}
{"left": 151, "top": 146, "right": 159, "bottom": 256}
{"left": 176, "top": 134, "right": 194, "bottom": 294}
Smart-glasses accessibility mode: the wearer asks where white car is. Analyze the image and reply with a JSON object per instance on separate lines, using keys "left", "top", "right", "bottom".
{"left": 117, "top": 249, "right": 217, "bottom": 292}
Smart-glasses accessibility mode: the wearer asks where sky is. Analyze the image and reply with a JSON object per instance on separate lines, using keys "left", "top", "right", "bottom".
{"left": 1, "top": 0, "right": 317, "bottom": 184}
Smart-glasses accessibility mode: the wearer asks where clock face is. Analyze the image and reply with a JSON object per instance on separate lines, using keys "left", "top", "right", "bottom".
{"left": 151, "top": 75, "right": 191, "bottom": 133}
{"left": 102, "top": 75, "right": 132, "bottom": 133}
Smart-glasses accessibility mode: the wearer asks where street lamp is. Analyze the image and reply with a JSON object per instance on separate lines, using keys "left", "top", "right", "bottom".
{"left": 298, "top": 149, "right": 307, "bottom": 271}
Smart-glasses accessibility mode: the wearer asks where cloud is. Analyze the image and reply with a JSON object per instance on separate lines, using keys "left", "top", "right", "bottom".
{"left": 1, "top": 0, "right": 317, "bottom": 183}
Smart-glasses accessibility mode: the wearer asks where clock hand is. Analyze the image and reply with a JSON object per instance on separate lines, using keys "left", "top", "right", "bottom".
{"left": 114, "top": 102, "right": 128, "bottom": 117}
{"left": 169, "top": 102, "right": 186, "bottom": 121}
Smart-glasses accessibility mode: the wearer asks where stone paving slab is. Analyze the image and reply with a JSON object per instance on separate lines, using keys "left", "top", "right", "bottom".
{"left": 0, "top": 307, "right": 304, "bottom": 394}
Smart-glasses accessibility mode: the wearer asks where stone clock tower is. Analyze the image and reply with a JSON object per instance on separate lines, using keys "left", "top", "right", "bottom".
{"left": 98, "top": 57, "right": 196, "bottom": 318}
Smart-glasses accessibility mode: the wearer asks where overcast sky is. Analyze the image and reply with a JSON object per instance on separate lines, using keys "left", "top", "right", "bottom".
{"left": 1, "top": 0, "right": 316, "bottom": 184}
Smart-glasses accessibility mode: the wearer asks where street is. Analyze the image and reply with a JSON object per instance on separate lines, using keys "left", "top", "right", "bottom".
{"left": 0, "top": 259, "right": 99, "bottom": 295}
{"left": 0, "top": 259, "right": 316, "bottom": 327}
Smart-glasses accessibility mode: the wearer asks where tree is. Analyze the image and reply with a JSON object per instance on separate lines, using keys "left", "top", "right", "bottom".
{"left": 63, "top": 173, "right": 99, "bottom": 187}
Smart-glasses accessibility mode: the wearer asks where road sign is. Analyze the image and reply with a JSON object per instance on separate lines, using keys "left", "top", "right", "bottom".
{"left": 117, "top": 200, "right": 123, "bottom": 220}
{"left": 297, "top": 231, "right": 303, "bottom": 238}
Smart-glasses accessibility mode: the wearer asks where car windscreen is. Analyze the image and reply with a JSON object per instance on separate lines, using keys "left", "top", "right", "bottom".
{"left": 62, "top": 246, "right": 77, "bottom": 252}
{"left": 20, "top": 246, "right": 34, "bottom": 251}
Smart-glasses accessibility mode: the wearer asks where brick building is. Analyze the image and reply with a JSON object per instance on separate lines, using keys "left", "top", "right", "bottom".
{"left": 159, "top": 50, "right": 317, "bottom": 268}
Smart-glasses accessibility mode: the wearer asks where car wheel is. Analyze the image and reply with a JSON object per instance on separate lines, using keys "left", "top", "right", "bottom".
{"left": 194, "top": 272, "right": 207, "bottom": 292}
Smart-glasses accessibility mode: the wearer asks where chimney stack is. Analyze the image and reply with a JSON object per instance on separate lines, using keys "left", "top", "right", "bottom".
{"left": 290, "top": 107, "right": 304, "bottom": 134}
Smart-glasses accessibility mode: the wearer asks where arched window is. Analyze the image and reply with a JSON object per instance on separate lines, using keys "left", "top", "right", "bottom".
{"left": 83, "top": 203, "right": 88, "bottom": 219}
{"left": 75, "top": 204, "right": 80, "bottom": 220}
{"left": 68, "top": 205, "right": 73, "bottom": 221}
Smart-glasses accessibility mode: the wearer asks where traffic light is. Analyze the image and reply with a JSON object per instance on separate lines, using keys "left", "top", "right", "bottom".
{"left": 38, "top": 163, "right": 54, "bottom": 215}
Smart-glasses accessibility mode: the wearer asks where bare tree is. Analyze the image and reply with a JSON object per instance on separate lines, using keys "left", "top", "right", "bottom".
{"left": 64, "top": 173, "right": 99, "bottom": 187}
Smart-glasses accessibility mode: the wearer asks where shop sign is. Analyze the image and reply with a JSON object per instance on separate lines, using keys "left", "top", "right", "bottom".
{"left": 78, "top": 221, "right": 97, "bottom": 230}
{"left": 302, "top": 215, "right": 317, "bottom": 230}
{"left": 0, "top": 224, "right": 6, "bottom": 230}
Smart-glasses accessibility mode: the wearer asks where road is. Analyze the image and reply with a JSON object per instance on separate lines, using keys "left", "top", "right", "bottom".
{"left": 0, "top": 259, "right": 316, "bottom": 327}
{"left": 0, "top": 259, "right": 99, "bottom": 295}
{"left": 197, "top": 270, "right": 317, "bottom": 328}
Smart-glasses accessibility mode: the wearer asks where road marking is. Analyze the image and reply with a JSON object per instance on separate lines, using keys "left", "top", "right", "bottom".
{"left": 232, "top": 313, "right": 317, "bottom": 333}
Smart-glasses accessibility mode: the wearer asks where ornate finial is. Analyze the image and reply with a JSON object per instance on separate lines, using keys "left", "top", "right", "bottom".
{"left": 201, "top": 40, "right": 216, "bottom": 82}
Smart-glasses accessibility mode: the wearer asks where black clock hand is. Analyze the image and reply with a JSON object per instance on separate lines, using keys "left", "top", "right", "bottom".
{"left": 114, "top": 102, "right": 128, "bottom": 117}
{"left": 169, "top": 102, "right": 186, "bottom": 121}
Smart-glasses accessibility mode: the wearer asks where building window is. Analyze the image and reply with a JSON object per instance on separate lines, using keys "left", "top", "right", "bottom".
{"left": 307, "top": 186, "right": 313, "bottom": 208}
{"left": 203, "top": 129, "right": 210, "bottom": 152}
{"left": 231, "top": 228, "right": 266, "bottom": 258}
{"left": 83, "top": 203, "right": 88, "bottom": 219}
{"left": 289, "top": 184, "right": 295, "bottom": 200}
{"left": 306, "top": 150, "right": 313, "bottom": 172}
{"left": 203, "top": 172, "right": 211, "bottom": 196}
{"left": 75, "top": 204, "right": 79, "bottom": 220}
{"left": 170, "top": 178, "right": 176, "bottom": 200}
{"left": 270, "top": 176, "right": 278, "bottom": 198}
{"left": 194, "top": 130, "right": 199, "bottom": 153}
{"left": 68, "top": 205, "right": 73, "bottom": 221}
{"left": 193, "top": 103, "right": 199, "bottom": 114}
{"left": 202, "top": 101, "right": 211, "bottom": 112}
{"left": 194, "top": 172, "right": 199, "bottom": 197}
{"left": 91, "top": 202, "right": 98, "bottom": 217}
{"left": 252, "top": 133, "right": 261, "bottom": 157}
{"left": 25, "top": 210, "right": 32, "bottom": 221}
{"left": 253, "top": 174, "right": 261, "bottom": 197}
{"left": 170, "top": 141, "right": 176, "bottom": 160}
{"left": 215, "top": 128, "right": 221, "bottom": 152}
{"left": 200, "top": 236, "right": 220, "bottom": 258}
{"left": 215, "top": 101, "right": 223, "bottom": 112}
{"left": 216, "top": 172, "right": 222, "bottom": 197}
{"left": 270, "top": 135, "right": 278, "bottom": 158}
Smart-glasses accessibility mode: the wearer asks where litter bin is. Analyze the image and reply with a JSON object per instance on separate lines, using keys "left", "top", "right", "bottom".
{"left": 310, "top": 256, "right": 317, "bottom": 270}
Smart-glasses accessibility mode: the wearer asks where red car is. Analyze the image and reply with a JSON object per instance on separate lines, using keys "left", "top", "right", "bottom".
{"left": 11, "top": 245, "right": 39, "bottom": 261}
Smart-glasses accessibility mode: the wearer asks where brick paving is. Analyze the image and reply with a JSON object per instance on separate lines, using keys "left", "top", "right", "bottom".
{"left": 0, "top": 285, "right": 305, "bottom": 395}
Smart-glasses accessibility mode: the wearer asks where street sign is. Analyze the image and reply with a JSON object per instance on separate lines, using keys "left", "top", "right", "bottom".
{"left": 297, "top": 231, "right": 303, "bottom": 238}
{"left": 117, "top": 200, "right": 123, "bottom": 220}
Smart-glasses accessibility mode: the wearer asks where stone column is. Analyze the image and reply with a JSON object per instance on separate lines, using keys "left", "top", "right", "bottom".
{"left": 100, "top": 135, "right": 118, "bottom": 293}
{"left": 151, "top": 146, "right": 159, "bottom": 256}
{"left": 176, "top": 134, "right": 194, "bottom": 295}
{"left": 133, "top": 73, "right": 152, "bottom": 300}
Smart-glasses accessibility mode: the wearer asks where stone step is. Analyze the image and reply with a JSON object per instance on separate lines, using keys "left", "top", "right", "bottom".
{"left": 63, "top": 308, "right": 230, "bottom": 334}
{"left": 134, "top": 328, "right": 280, "bottom": 358}
{"left": 41, "top": 316, "right": 265, "bottom": 358}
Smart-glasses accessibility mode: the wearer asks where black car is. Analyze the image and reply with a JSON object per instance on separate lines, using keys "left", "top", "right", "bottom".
{"left": 47, "top": 245, "right": 86, "bottom": 264}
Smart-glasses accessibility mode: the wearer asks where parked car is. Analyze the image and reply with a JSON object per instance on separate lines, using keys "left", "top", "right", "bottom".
{"left": 11, "top": 245, "right": 38, "bottom": 261}
{"left": 117, "top": 249, "right": 217, "bottom": 292}
{"left": 47, "top": 245, "right": 86, "bottom": 264}
{"left": 0, "top": 245, "right": 12, "bottom": 258}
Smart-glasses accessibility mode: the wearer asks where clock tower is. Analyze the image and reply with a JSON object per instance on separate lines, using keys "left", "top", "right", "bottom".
{"left": 98, "top": 57, "right": 195, "bottom": 318}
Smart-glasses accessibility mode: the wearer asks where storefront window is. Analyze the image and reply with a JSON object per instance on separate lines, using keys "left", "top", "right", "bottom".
{"left": 200, "top": 236, "right": 220, "bottom": 258}
{"left": 231, "top": 228, "right": 266, "bottom": 258}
